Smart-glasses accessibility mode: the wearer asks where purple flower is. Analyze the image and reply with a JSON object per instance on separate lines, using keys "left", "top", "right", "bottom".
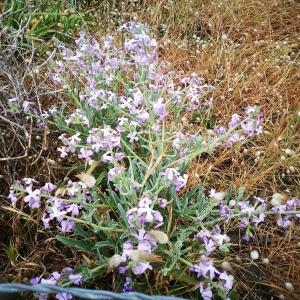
{"left": 160, "top": 168, "right": 188, "bottom": 191}
{"left": 127, "top": 132, "right": 139, "bottom": 143}
{"left": 122, "top": 240, "right": 133, "bottom": 257}
{"left": 204, "top": 239, "right": 216, "bottom": 255}
{"left": 190, "top": 259, "right": 219, "bottom": 279}
{"left": 158, "top": 198, "right": 167, "bottom": 208}
{"left": 58, "top": 146, "right": 69, "bottom": 158}
{"left": 108, "top": 164, "right": 124, "bottom": 181}
{"left": 226, "top": 133, "right": 245, "bottom": 147}
{"left": 153, "top": 99, "right": 167, "bottom": 121}
{"left": 41, "top": 183, "right": 57, "bottom": 193}
{"left": 252, "top": 213, "right": 265, "bottom": 227}
{"left": 122, "top": 277, "right": 134, "bottom": 292}
{"left": 64, "top": 267, "right": 74, "bottom": 273}
{"left": 78, "top": 148, "right": 93, "bottom": 161}
{"left": 228, "top": 113, "right": 241, "bottom": 129}
{"left": 41, "top": 277, "right": 57, "bottom": 285}
{"left": 56, "top": 293, "right": 73, "bottom": 300}
{"left": 199, "top": 282, "right": 212, "bottom": 300}
{"left": 220, "top": 205, "right": 232, "bottom": 218}
{"left": 138, "top": 194, "right": 152, "bottom": 208}
{"left": 118, "top": 266, "right": 126, "bottom": 274}
{"left": 68, "top": 273, "right": 83, "bottom": 285}
{"left": 42, "top": 213, "right": 51, "bottom": 228}
{"left": 66, "top": 204, "right": 81, "bottom": 216}
{"left": 24, "top": 187, "right": 41, "bottom": 208}
{"left": 8, "top": 189, "right": 18, "bottom": 205}
{"left": 276, "top": 216, "right": 292, "bottom": 228}
{"left": 59, "top": 220, "right": 75, "bottom": 233}
{"left": 238, "top": 217, "right": 249, "bottom": 229}
{"left": 51, "top": 272, "right": 62, "bottom": 281}
{"left": 219, "top": 271, "right": 233, "bottom": 290}
{"left": 271, "top": 205, "right": 286, "bottom": 213}
{"left": 196, "top": 230, "right": 211, "bottom": 243}
{"left": 132, "top": 262, "right": 153, "bottom": 275}
{"left": 29, "top": 277, "right": 40, "bottom": 285}
{"left": 23, "top": 178, "right": 39, "bottom": 185}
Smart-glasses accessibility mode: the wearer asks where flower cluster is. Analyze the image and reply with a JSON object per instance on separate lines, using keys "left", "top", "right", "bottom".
{"left": 190, "top": 226, "right": 233, "bottom": 299}
{"left": 214, "top": 106, "right": 263, "bottom": 147}
{"left": 126, "top": 193, "right": 164, "bottom": 228}
{"left": 9, "top": 178, "right": 91, "bottom": 233}
{"left": 30, "top": 268, "right": 83, "bottom": 300}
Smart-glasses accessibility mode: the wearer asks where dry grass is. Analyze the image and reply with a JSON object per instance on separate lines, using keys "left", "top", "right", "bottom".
{"left": 0, "top": 0, "right": 299, "bottom": 298}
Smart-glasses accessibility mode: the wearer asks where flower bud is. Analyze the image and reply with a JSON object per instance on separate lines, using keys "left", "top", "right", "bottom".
{"left": 271, "top": 193, "right": 285, "bottom": 206}
{"left": 250, "top": 250, "right": 259, "bottom": 260}
{"left": 284, "top": 282, "right": 294, "bottom": 292}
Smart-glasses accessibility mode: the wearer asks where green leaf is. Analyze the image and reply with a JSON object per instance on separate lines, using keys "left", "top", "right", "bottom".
{"left": 56, "top": 235, "right": 94, "bottom": 253}
{"left": 219, "top": 244, "right": 230, "bottom": 253}
{"left": 171, "top": 269, "right": 198, "bottom": 285}
{"left": 93, "top": 241, "right": 115, "bottom": 250}
{"left": 73, "top": 225, "right": 93, "bottom": 238}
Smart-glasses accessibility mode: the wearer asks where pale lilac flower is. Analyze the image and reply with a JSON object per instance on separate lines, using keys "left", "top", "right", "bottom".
{"left": 42, "top": 213, "right": 51, "bottom": 228}
{"left": 58, "top": 146, "right": 69, "bottom": 158}
{"left": 24, "top": 187, "right": 41, "bottom": 208}
{"left": 78, "top": 148, "right": 93, "bottom": 161}
{"left": 108, "top": 164, "right": 124, "bottom": 181}
{"left": 127, "top": 132, "right": 139, "bottom": 143}
{"left": 122, "top": 240, "right": 133, "bottom": 257}
{"left": 271, "top": 205, "right": 286, "bottom": 213}
{"left": 226, "top": 133, "right": 245, "bottom": 147}
{"left": 48, "top": 200, "right": 67, "bottom": 221}
{"left": 199, "top": 282, "right": 213, "bottom": 300}
{"left": 239, "top": 217, "right": 249, "bottom": 229}
{"left": 23, "top": 178, "right": 39, "bottom": 185}
{"left": 204, "top": 239, "right": 216, "bottom": 255}
{"left": 51, "top": 272, "right": 62, "bottom": 281}
{"left": 228, "top": 113, "right": 241, "bottom": 128}
{"left": 196, "top": 230, "right": 211, "bottom": 243}
{"left": 137, "top": 110, "right": 150, "bottom": 123}
{"left": 41, "top": 183, "right": 57, "bottom": 193}
{"left": 158, "top": 198, "right": 167, "bottom": 208}
{"left": 190, "top": 259, "right": 219, "bottom": 280}
{"left": 219, "top": 272, "right": 233, "bottom": 290}
{"left": 132, "top": 262, "right": 153, "bottom": 275}
{"left": 8, "top": 189, "right": 18, "bottom": 205}
{"left": 160, "top": 168, "right": 188, "bottom": 191}
{"left": 41, "top": 277, "right": 57, "bottom": 285}
{"left": 153, "top": 98, "right": 167, "bottom": 121}
{"left": 64, "top": 267, "right": 74, "bottom": 273}
{"left": 59, "top": 220, "right": 75, "bottom": 233}
{"left": 115, "top": 152, "right": 125, "bottom": 161}
{"left": 220, "top": 205, "right": 232, "bottom": 218}
{"left": 122, "top": 277, "right": 134, "bottom": 292}
{"left": 276, "top": 216, "right": 292, "bottom": 228}
{"left": 66, "top": 204, "right": 81, "bottom": 216}
{"left": 138, "top": 194, "right": 152, "bottom": 208}
{"left": 68, "top": 273, "right": 83, "bottom": 285}
{"left": 29, "top": 277, "right": 40, "bottom": 285}
{"left": 252, "top": 213, "right": 265, "bottom": 227}
{"left": 56, "top": 293, "right": 73, "bottom": 300}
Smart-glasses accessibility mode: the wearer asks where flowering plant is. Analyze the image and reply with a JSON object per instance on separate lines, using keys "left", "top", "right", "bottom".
{"left": 9, "top": 22, "right": 298, "bottom": 300}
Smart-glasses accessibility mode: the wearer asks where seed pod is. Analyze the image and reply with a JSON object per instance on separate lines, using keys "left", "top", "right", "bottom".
{"left": 221, "top": 261, "right": 233, "bottom": 272}
{"left": 271, "top": 193, "right": 285, "bottom": 206}
{"left": 284, "top": 282, "right": 294, "bottom": 292}
{"left": 148, "top": 230, "right": 169, "bottom": 244}
{"left": 250, "top": 250, "right": 259, "bottom": 260}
